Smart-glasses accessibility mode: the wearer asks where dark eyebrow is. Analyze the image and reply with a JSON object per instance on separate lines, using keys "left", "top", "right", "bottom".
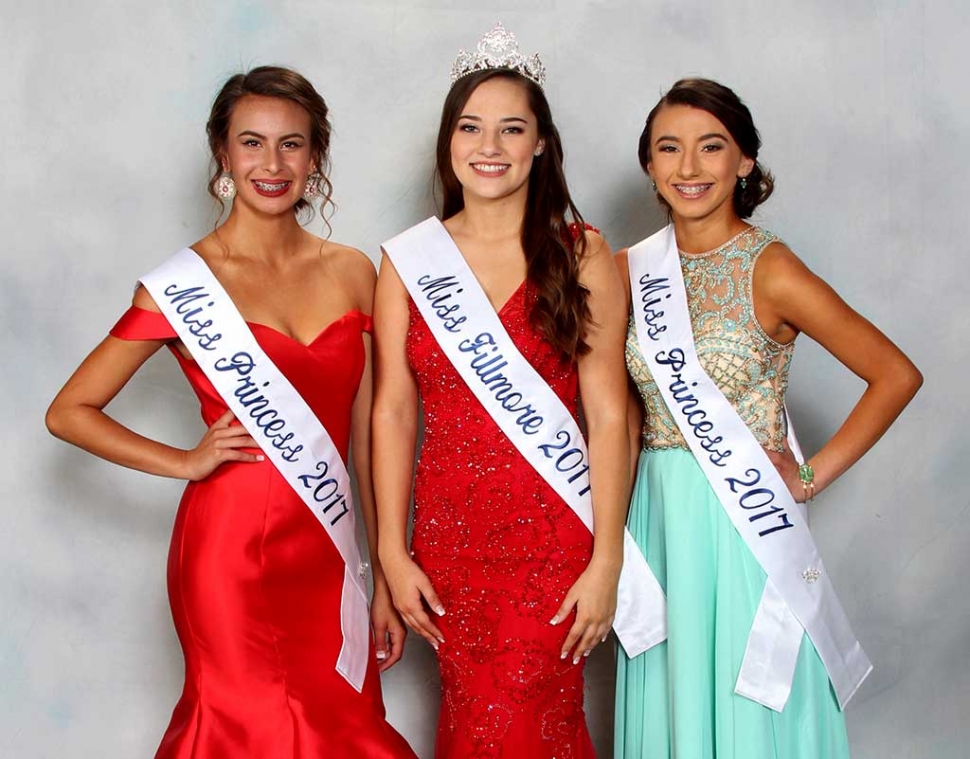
{"left": 236, "top": 130, "right": 306, "bottom": 141}
{"left": 654, "top": 132, "right": 729, "bottom": 144}
{"left": 457, "top": 115, "right": 529, "bottom": 124}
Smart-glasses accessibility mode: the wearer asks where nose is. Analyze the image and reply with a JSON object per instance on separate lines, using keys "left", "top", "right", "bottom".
{"left": 477, "top": 129, "right": 502, "bottom": 157}
{"left": 677, "top": 150, "right": 698, "bottom": 179}
{"left": 262, "top": 148, "right": 282, "bottom": 174}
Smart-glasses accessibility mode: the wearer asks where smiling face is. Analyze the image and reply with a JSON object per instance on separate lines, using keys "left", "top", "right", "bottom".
{"left": 647, "top": 104, "right": 754, "bottom": 225}
{"left": 221, "top": 95, "right": 314, "bottom": 215}
{"left": 449, "top": 76, "right": 544, "bottom": 207}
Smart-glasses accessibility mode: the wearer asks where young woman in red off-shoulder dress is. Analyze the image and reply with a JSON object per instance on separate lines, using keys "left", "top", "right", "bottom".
{"left": 46, "top": 66, "right": 416, "bottom": 759}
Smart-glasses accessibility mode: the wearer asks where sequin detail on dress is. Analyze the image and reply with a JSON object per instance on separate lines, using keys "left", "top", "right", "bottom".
{"left": 626, "top": 226, "right": 794, "bottom": 452}
{"left": 406, "top": 282, "right": 596, "bottom": 759}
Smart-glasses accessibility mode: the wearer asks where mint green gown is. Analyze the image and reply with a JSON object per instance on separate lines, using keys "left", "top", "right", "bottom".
{"left": 615, "top": 228, "right": 851, "bottom": 759}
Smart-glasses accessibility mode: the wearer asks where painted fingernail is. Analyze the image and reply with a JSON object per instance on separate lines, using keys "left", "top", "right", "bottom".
{"left": 573, "top": 656, "right": 581, "bottom": 665}
{"left": 560, "top": 651, "right": 568, "bottom": 660}
{"left": 376, "top": 650, "right": 388, "bottom": 660}
{"left": 437, "top": 636, "right": 445, "bottom": 644}
{"left": 432, "top": 641, "right": 439, "bottom": 651}
{"left": 550, "top": 615, "right": 560, "bottom": 625}
{"left": 435, "top": 606, "right": 446, "bottom": 616}
{"left": 583, "top": 650, "right": 591, "bottom": 657}
{"left": 256, "top": 455, "right": 265, "bottom": 461}
{"left": 602, "top": 636, "right": 609, "bottom": 643}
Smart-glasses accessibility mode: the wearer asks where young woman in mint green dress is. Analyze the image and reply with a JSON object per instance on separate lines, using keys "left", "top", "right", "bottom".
{"left": 614, "top": 79, "right": 922, "bottom": 759}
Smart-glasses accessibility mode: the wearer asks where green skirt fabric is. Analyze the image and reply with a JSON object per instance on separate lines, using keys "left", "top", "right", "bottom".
{"left": 615, "top": 449, "right": 851, "bottom": 759}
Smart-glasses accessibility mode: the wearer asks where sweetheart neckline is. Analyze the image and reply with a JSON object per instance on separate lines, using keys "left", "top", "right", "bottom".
{"left": 246, "top": 309, "right": 367, "bottom": 349}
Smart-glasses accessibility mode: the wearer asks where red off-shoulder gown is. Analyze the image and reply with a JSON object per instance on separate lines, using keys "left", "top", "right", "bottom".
{"left": 111, "top": 306, "right": 416, "bottom": 759}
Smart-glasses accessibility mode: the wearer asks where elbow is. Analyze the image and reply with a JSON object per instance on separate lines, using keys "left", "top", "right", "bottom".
{"left": 45, "top": 402, "right": 68, "bottom": 441}
{"left": 896, "top": 356, "right": 924, "bottom": 403}
{"left": 904, "top": 363, "right": 924, "bottom": 401}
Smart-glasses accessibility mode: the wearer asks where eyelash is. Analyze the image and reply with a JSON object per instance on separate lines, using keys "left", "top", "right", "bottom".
{"left": 240, "top": 140, "right": 304, "bottom": 149}
{"left": 457, "top": 124, "right": 525, "bottom": 134}
{"left": 656, "top": 143, "right": 724, "bottom": 153}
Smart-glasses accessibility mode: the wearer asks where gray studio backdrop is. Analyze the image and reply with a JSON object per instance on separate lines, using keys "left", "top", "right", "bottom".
{"left": 3, "top": 1, "right": 966, "bottom": 757}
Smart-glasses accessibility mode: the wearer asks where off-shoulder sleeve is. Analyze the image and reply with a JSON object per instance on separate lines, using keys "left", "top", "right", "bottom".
{"left": 109, "top": 306, "right": 177, "bottom": 341}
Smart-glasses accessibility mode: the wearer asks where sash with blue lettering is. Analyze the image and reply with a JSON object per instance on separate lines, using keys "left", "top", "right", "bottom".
{"left": 627, "top": 224, "right": 871, "bottom": 710}
{"left": 140, "top": 248, "right": 371, "bottom": 692}
{"left": 382, "top": 217, "right": 667, "bottom": 657}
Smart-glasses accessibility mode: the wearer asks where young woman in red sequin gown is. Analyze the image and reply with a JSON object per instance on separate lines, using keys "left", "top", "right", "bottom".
{"left": 373, "top": 29, "right": 632, "bottom": 759}
{"left": 46, "top": 68, "right": 416, "bottom": 759}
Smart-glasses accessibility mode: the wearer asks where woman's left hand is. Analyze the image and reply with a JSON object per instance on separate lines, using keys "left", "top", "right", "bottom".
{"left": 763, "top": 439, "right": 807, "bottom": 503}
{"left": 371, "top": 578, "right": 407, "bottom": 671}
{"left": 550, "top": 560, "right": 620, "bottom": 664}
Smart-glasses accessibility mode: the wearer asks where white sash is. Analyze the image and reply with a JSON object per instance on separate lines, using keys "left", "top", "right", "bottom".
{"left": 383, "top": 217, "right": 667, "bottom": 657}
{"left": 628, "top": 224, "right": 871, "bottom": 711}
{"left": 141, "top": 248, "right": 370, "bottom": 692}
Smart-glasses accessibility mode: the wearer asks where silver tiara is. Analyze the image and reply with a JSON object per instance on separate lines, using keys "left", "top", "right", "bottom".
{"left": 450, "top": 23, "right": 546, "bottom": 89}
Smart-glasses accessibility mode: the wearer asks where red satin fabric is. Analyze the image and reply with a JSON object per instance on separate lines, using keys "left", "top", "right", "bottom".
{"left": 111, "top": 306, "right": 416, "bottom": 759}
{"left": 406, "top": 283, "right": 598, "bottom": 759}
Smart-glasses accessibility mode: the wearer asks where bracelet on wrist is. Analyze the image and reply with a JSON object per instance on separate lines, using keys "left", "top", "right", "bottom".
{"left": 798, "top": 462, "right": 815, "bottom": 502}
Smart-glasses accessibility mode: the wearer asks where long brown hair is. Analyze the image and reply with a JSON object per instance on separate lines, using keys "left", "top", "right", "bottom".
{"left": 639, "top": 78, "right": 774, "bottom": 219}
{"left": 206, "top": 66, "right": 334, "bottom": 227}
{"left": 435, "top": 70, "right": 591, "bottom": 362}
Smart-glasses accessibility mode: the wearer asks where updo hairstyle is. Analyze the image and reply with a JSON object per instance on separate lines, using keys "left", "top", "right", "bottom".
{"left": 205, "top": 65, "right": 334, "bottom": 224}
{"left": 638, "top": 78, "right": 774, "bottom": 219}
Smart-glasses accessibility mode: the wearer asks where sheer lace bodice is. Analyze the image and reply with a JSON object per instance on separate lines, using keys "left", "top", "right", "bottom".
{"left": 626, "top": 226, "right": 795, "bottom": 452}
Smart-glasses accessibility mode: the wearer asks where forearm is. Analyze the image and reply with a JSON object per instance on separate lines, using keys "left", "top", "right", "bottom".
{"left": 47, "top": 403, "right": 189, "bottom": 479}
{"left": 808, "top": 364, "right": 922, "bottom": 494}
{"left": 585, "top": 412, "right": 630, "bottom": 570}
{"left": 372, "top": 405, "right": 418, "bottom": 565}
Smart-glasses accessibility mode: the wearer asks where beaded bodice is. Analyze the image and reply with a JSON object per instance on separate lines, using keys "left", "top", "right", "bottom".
{"left": 626, "top": 226, "right": 795, "bottom": 452}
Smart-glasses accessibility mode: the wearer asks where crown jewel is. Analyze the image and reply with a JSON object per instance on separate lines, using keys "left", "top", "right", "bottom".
{"left": 450, "top": 23, "right": 546, "bottom": 89}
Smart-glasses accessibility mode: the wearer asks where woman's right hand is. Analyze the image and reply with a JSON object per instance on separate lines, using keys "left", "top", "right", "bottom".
{"left": 381, "top": 551, "right": 446, "bottom": 650}
{"left": 180, "top": 409, "right": 263, "bottom": 481}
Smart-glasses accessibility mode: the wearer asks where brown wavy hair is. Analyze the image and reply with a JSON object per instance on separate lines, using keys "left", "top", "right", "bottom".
{"left": 206, "top": 66, "right": 334, "bottom": 228}
{"left": 639, "top": 78, "right": 774, "bottom": 219}
{"left": 435, "top": 69, "right": 591, "bottom": 362}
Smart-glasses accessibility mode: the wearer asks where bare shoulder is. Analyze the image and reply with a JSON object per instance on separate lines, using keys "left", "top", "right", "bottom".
{"left": 580, "top": 228, "right": 610, "bottom": 259}
{"left": 754, "top": 240, "right": 816, "bottom": 299}
{"left": 325, "top": 240, "right": 378, "bottom": 282}
{"left": 577, "top": 229, "right": 614, "bottom": 277}
{"left": 322, "top": 240, "right": 378, "bottom": 311}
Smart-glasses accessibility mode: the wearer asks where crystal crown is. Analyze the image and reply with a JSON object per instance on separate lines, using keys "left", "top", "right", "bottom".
{"left": 450, "top": 23, "right": 546, "bottom": 89}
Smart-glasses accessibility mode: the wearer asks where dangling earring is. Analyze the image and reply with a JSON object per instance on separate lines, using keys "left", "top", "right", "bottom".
{"left": 216, "top": 171, "right": 236, "bottom": 200}
{"left": 304, "top": 173, "right": 323, "bottom": 200}
{"left": 534, "top": 147, "right": 544, "bottom": 157}
{"left": 739, "top": 176, "right": 748, "bottom": 190}
{"left": 651, "top": 179, "right": 658, "bottom": 192}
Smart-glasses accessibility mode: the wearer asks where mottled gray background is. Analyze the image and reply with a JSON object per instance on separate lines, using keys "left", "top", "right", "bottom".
{"left": 3, "top": 1, "right": 966, "bottom": 757}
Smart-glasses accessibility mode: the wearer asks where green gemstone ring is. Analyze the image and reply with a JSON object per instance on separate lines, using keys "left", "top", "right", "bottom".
{"left": 798, "top": 463, "right": 815, "bottom": 484}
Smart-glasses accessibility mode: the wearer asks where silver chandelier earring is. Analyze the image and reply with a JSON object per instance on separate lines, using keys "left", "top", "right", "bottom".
{"left": 216, "top": 171, "right": 236, "bottom": 200}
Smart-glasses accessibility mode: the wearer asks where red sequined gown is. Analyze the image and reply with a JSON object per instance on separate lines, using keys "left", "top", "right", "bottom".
{"left": 407, "top": 281, "right": 598, "bottom": 759}
{"left": 110, "top": 307, "right": 416, "bottom": 759}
